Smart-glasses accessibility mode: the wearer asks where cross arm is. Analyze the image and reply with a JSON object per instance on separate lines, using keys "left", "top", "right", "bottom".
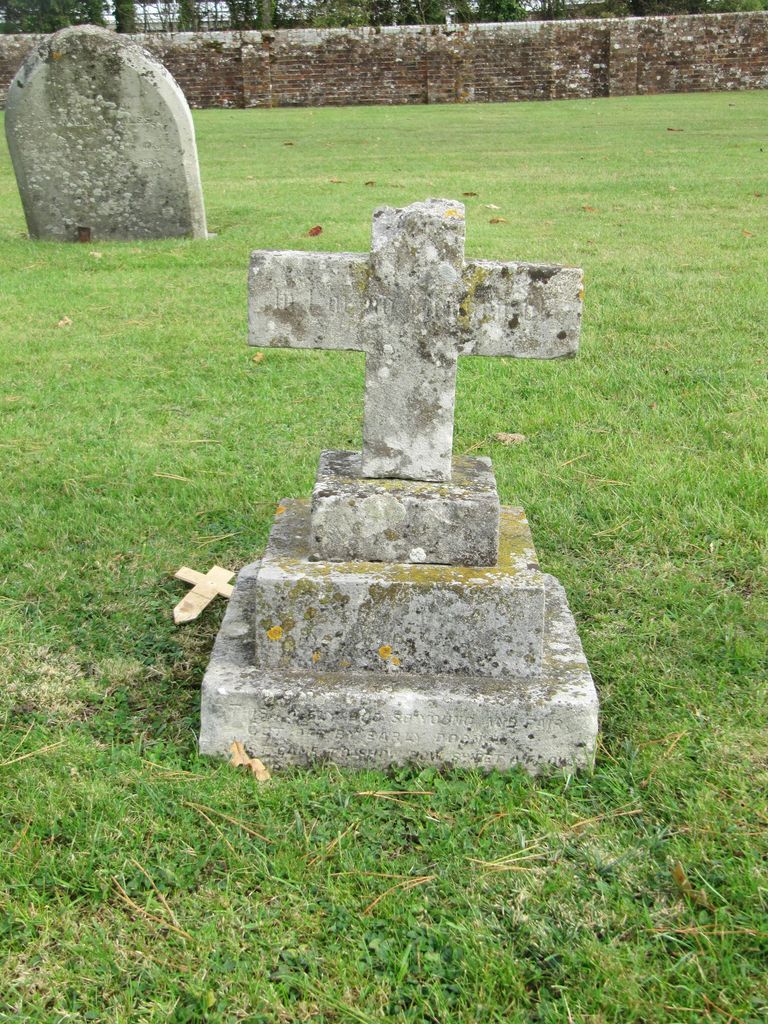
{"left": 175, "top": 566, "right": 234, "bottom": 597}
{"left": 248, "top": 250, "right": 369, "bottom": 352}
{"left": 457, "top": 260, "right": 584, "bottom": 359}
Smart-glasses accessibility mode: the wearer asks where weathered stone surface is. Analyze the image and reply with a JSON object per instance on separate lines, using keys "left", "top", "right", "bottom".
{"left": 4, "top": 25, "right": 207, "bottom": 242}
{"left": 361, "top": 198, "right": 465, "bottom": 480}
{"left": 199, "top": 530, "right": 598, "bottom": 773}
{"left": 248, "top": 249, "right": 368, "bottom": 350}
{"left": 249, "top": 199, "right": 583, "bottom": 482}
{"left": 310, "top": 449, "right": 500, "bottom": 565}
{"left": 252, "top": 499, "right": 543, "bottom": 679}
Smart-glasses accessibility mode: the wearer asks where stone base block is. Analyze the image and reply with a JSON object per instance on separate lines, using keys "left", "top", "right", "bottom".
{"left": 255, "top": 499, "right": 544, "bottom": 679}
{"left": 199, "top": 504, "right": 598, "bottom": 774}
{"left": 311, "top": 450, "right": 500, "bottom": 565}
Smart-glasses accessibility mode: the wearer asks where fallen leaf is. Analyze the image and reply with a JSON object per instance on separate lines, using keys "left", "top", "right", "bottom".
{"left": 582, "top": 205, "right": 597, "bottom": 213}
{"left": 252, "top": 352, "right": 265, "bottom": 364}
{"left": 230, "top": 741, "right": 271, "bottom": 782}
{"left": 308, "top": 225, "right": 323, "bottom": 237}
{"left": 667, "top": 127, "right": 684, "bottom": 132}
{"left": 329, "top": 178, "right": 345, "bottom": 184}
{"left": 671, "top": 861, "right": 713, "bottom": 909}
{"left": 742, "top": 229, "right": 754, "bottom": 237}
{"left": 462, "top": 191, "right": 478, "bottom": 197}
{"left": 283, "top": 141, "right": 294, "bottom": 146}
{"left": 754, "top": 192, "right": 763, "bottom": 198}
{"left": 57, "top": 316, "right": 72, "bottom": 328}
{"left": 494, "top": 432, "right": 526, "bottom": 445}
{"left": 364, "top": 180, "right": 376, "bottom": 186}
{"left": 89, "top": 251, "right": 103, "bottom": 259}
{"left": 483, "top": 203, "right": 500, "bottom": 210}
{"left": 489, "top": 217, "right": 507, "bottom": 225}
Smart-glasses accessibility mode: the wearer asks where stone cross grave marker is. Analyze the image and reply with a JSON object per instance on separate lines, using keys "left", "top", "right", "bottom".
{"left": 5, "top": 25, "right": 207, "bottom": 242}
{"left": 249, "top": 198, "right": 582, "bottom": 482}
{"left": 200, "top": 198, "right": 598, "bottom": 774}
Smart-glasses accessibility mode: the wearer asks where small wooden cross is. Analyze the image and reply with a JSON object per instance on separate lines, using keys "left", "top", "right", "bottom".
{"left": 173, "top": 565, "right": 234, "bottom": 624}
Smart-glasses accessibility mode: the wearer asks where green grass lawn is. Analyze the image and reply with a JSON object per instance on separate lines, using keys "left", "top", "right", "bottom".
{"left": 1, "top": 92, "right": 767, "bottom": 1022}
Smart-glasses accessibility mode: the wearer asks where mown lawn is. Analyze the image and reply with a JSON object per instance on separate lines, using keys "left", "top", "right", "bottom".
{"left": 1, "top": 92, "right": 766, "bottom": 1023}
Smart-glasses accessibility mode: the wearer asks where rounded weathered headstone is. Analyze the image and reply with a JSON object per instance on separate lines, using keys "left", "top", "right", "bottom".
{"left": 4, "top": 25, "right": 207, "bottom": 242}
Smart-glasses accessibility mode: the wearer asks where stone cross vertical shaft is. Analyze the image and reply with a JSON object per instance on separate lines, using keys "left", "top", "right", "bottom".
{"left": 249, "top": 199, "right": 583, "bottom": 482}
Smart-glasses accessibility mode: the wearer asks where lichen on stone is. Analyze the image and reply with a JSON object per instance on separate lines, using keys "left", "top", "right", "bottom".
{"left": 458, "top": 264, "right": 488, "bottom": 331}
{"left": 353, "top": 260, "right": 372, "bottom": 295}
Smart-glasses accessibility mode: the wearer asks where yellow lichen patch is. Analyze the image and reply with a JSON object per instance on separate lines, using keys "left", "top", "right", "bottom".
{"left": 390, "top": 656, "right": 401, "bottom": 667}
{"left": 353, "top": 261, "right": 372, "bottom": 295}
{"left": 444, "top": 208, "right": 463, "bottom": 219}
{"left": 378, "top": 644, "right": 393, "bottom": 660}
{"left": 275, "top": 499, "right": 536, "bottom": 586}
{"left": 275, "top": 505, "right": 287, "bottom": 515}
{"left": 311, "top": 650, "right": 321, "bottom": 663}
{"left": 578, "top": 287, "right": 585, "bottom": 302}
{"left": 266, "top": 625, "right": 283, "bottom": 641}
{"left": 458, "top": 265, "right": 488, "bottom": 330}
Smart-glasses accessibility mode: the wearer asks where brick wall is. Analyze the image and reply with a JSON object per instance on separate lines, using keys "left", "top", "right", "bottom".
{"left": 0, "top": 33, "right": 40, "bottom": 108}
{"left": 2, "top": 13, "right": 766, "bottom": 110}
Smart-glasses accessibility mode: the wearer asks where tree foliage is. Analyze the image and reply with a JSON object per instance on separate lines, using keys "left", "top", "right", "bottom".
{"left": 1, "top": 0, "right": 104, "bottom": 32}
{"left": 113, "top": 0, "right": 135, "bottom": 28}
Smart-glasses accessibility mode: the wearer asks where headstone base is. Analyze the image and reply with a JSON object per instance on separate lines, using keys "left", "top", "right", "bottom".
{"left": 252, "top": 500, "right": 543, "bottom": 679}
{"left": 311, "top": 449, "right": 500, "bottom": 565}
{"left": 199, "top": 503, "right": 598, "bottom": 773}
